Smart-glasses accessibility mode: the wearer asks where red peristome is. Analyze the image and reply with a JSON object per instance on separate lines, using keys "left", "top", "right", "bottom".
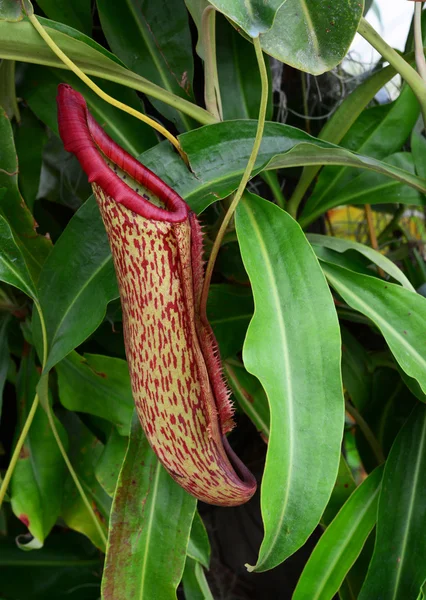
{"left": 56, "top": 84, "right": 257, "bottom": 506}
{"left": 56, "top": 84, "right": 188, "bottom": 223}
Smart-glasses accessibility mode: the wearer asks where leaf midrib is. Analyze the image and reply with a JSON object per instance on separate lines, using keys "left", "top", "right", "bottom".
{"left": 138, "top": 461, "right": 161, "bottom": 599}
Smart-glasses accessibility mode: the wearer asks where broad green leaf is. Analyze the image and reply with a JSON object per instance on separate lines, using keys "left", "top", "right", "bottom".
{"left": 95, "top": 428, "right": 128, "bottom": 497}
{"left": 0, "top": 0, "right": 24, "bottom": 21}
{"left": 208, "top": 0, "right": 285, "bottom": 37}
{"left": 182, "top": 558, "right": 214, "bottom": 600}
{"left": 37, "top": 0, "right": 92, "bottom": 35}
{"left": 236, "top": 193, "right": 344, "bottom": 571}
{"left": 293, "top": 466, "right": 383, "bottom": 600}
{"left": 0, "top": 313, "right": 10, "bottom": 419}
{"left": 302, "top": 85, "right": 420, "bottom": 223}
{"left": 340, "top": 326, "right": 373, "bottom": 413}
{"left": 321, "top": 454, "right": 356, "bottom": 526}
{"left": 119, "top": 121, "right": 426, "bottom": 217}
{"left": 0, "top": 107, "right": 51, "bottom": 279}
{"left": 14, "top": 106, "right": 47, "bottom": 211}
{"left": 216, "top": 13, "right": 273, "bottom": 120}
{"left": 259, "top": 0, "right": 363, "bottom": 75}
{"left": 207, "top": 284, "right": 253, "bottom": 359}
{"left": 61, "top": 413, "right": 110, "bottom": 551}
{"left": 0, "top": 531, "right": 101, "bottom": 600}
{"left": 360, "top": 405, "right": 426, "bottom": 599}
{"left": 187, "top": 511, "right": 211, "bottom": 569}
{"left": 308, "top": 234, "right": 415, "bottom": 291}
{"left": 56, "top": 352, "right": 133, "bottom": 436}
{"left": 10, "top": 351, "right": 67, "bottom": 547}
{"left": 0, "top": 17, "right": 214, "bottom": 126}
{"left": 322, "top": 262, "right": 426, "bottom": 396}
{"left": 97, "top": 0, "right": 195, "bottom": 131}
{"left": 224, "top": 359, "right": 270, "bottom": 440}
{"left": 18, "top": 64, "right": 157, "bottom": 157}
{"left": 101, "top": 412, "right": 196, "bottom": 600}
{"left": 32, "top": 196, "right": 119, "bottom": 372}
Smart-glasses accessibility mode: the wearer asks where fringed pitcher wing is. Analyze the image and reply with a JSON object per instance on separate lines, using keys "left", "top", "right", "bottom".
{"left": 57, "top": 85, "right": 256, "bottom": 506}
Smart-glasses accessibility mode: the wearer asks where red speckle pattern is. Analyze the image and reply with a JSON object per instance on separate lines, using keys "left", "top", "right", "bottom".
{"left": 95, "top": 185, "right": 256, "bottom": 506}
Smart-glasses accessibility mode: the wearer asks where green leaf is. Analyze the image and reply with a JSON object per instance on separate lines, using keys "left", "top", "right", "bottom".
{"left": 32, "top": 196, "right": 119, "bottom": 371}
{"left": 182, "top": 558, "right": 214, "bottom": 600}
{"left": 18, "top": 64, "right": 157, "bottom": 157}
{"left": 0, "top": 212, "right": 37, "bottom": 300}
{"left": 224, "top": 359, "right": 270, "bottom": 440}
{"left": 97, "top": 0, "right": 195, "bottom": 131}
{"left": 308, "top": 234, "right": 415, "bottom": 291}
{"left": 216, "top": 13, "right": 273, "bottom": 120}
{"left": 0, "top": 107, "right": 51, "bottom": 279}
{"left": 183, "top": 0, "right": 210, "bottom": 59}
{"left": 321, "top": 454, "right": 356, "bottom": 526}
{"left": 0, "top": 17, "right": 215, "bottom": 126}
{"left": 208, "top": 0, "right": 285, "bottom": 37}
{"left": 322, "top": 262, "right": 426, "bottom": 396}
{"left": 61, "top": 412, "right": 110, "bottom": 551}
{"left": 293, "top": 465, "right": 383, "bottom": 600}
{"left": 95, "top": 428, "right": 128, "bottom": 497}
{"left": 14, "top": 106, "right": 47, "bottom": 211}
{"left": 302, "top": 85, "right": 420, "bottom": 222}
{"left": 259, "top": 0, "right": 363, "bottom": 75}
{"left": 187, "top": 511, "right": 211, "bottom": 569}
{"left": 359, "top": 405, "right": 426, "bottom": 600}
{"left": 10, "top": 351, "right": 67, "bottom": 547}
{"left": 235, "top": 193, "right": 344, "bottom": 571}
{"left": 37, "top": 0, "right": 92, "bottom": 36}
{"left": 207, "top": 284, "right": 253, "bottom": 359}
{"left": 168, "top": 121, "right": 426, "bottom": 216}
{"left": 56, "top": 352, "right": 133, "bottom": 436}
{"left": 101, "top": 412, "right": 196, "bottom": 600}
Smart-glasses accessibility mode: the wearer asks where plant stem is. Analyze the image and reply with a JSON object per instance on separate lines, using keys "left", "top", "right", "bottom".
{"left": 26, "top": 11, "right": 187, "bottom": 162}
{"left": 358, "top": 17, "right": 426, "bottom": 124}
{"left": 260, "top": 171, "right": 286, "bottom": 209}
{"left": 199, "top": 36, "right": 268, "bottom": 316}
{"left": 202, "top": 6, "right": 223, "bottom": 121}
{"left": 0, "top": 392, "right": 39, "bottom": 507}
{"left": 365, "top": 204, "right": 386, "bottom": 278}
{"left": 415, "top": 2, "right": 426, "bottom": 82}
{"left": 345, "top": 400, "right": 385, "bottom": 465}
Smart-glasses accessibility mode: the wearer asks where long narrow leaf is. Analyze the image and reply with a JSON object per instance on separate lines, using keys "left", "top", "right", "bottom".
{"left": 235, "top": 193, "right": 344, "bottom": 571}
{"left": 293, "top": 466, "right": 383, "bottom": 600}
{"left": 322, "top": 262, "right": 426, "bottom": 395}
{"left": 360, "top": 405, "right": 426, "bottom": 599}
{"left": 101, "top": 412, "right": 196, "bottom": 600}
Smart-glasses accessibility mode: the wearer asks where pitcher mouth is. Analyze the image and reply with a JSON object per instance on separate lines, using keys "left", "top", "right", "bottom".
{"left": 56, "top": 84, "right": 189, "bottom": 223}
